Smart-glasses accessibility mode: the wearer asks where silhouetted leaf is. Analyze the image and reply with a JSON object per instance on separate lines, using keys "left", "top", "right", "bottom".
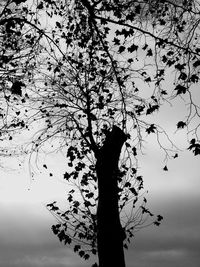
{"left": 52, "top": 224, "right": 61, "bottom": 235}
{"left": 154, "top": 221, "right": 161, "bottom": 226}
{"left": 146, "top": 104, "right": 159, "bottom": 115}
{"left": 56, "top": 21, "right": 61, "bottom": 28}
{"left": 125, "top": 142, "right": 131, "bottom": 148}
{"left": 132, "top": 146, "right": 137, "bottom": 156}
{"left": 145, "top": 77, "right": 151, "bottom": 82}
{"left": 84, "top": 254, "right": 90, "bottom": 260}
{"left": 129, "top": 187, "right": 138, "bottom": 196}
{"left": 188, "top": 139, "right": 200, "bottom": 156}
{"left": 64, "top": 172, "right": 70, "bottom": 180}
{"left": 175, "top": 84, "right": 187, "bottom": 95}
{"left": 127, "top": 43, "right": 138, "bottom": 53}
{"left": 125, "top": 182, "right": 131, "bottom": 187}
{"left": 157, "top": 215, "right": 163, "bottom": 221}
{"left": 146, "top": 49, "right": 153, "bottom": 56}
{"left": 68, "top": 194, "right": 73, "bottom": 202}
{"left": 11, "top": 81, "right": 25, "bottom": 96}
{"left": 142, "top": 44, "right": 148, "bottom": 50}
{"left": 163, "top": 165, "right": 168, "bottom": 171}
{"left": 113, "top": 37, "right": 120, "bottom": 45}
{"left": 161, "top": 90, "right": 167, "bottom": 95}
{"left": 92, "top": 249, "right": 97, "bottom": 255}
{"left": 37, "top": 2, "right": 44, "bottom": 9}
{"left": 79, "top": 250, "right": 85, "bottom": 257}
{"left": 118, "top": 45, "right": 125, "bottom": 53}
{"left": 146, "top": 124, "right": 156, "bottom": 134}
{"left": 85, "top": 192, "right": 94, "bottom": 198}
{"left": 179, "top": 72, "right": 187, "bottom": 80}
{"left": 175, "top": 63, "right": 186, "bottom": 71}
{"left": 135, "top": 104, "right": 145, "bottom": 115}
{"left": 74, "top": 245, "right": 81, "bottom": 252}
{"left": 190, "top": 74, "right": 199, "bottom": 83}
{"left": 127, "top": 58, "right": 134, "bottom": 63}
{"left": 64, "top": 234, "right": 72, "bottom": 245}
{"left": 177, "top": 121, "right": 186, "bottom": 129}
{"left": 193, "top": 60, "right": 200, "bottom": 68}
{"left": 173, "top": 153, "right": 178, "bottom": 159}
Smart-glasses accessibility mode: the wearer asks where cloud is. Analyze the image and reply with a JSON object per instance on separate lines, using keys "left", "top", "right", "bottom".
{"left": 126, "top": 243, "right": 200, "bottom": 267}
{"left": 0, "top": 202, "right": 97, "bottom": 267}
{"left": 0, "top": 231, "right": 90, "bottom": 267}
{"left": 125, "top": 228, "right": 200, "bottom": 267}
{"left": 125, "top": 193, "right": 200, "bottom": 267}
{"left": 0, "top": 249, "right": 87, "bottom": 267}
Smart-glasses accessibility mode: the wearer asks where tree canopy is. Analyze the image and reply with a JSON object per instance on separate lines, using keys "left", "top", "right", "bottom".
{"left": 1, "top": 0, "right": 200, "bottom": 266}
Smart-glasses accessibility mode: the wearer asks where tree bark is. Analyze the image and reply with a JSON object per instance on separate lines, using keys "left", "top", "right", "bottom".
{"left": 96, "top": 126, "right": 127, "bottom": 267}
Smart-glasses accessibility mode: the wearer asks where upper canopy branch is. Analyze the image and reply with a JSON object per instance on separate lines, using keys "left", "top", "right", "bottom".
{"left": 80, "top": 0, "right": 128, "bottom": 129}
{"left": 93, "top": 15, "right": 200, "bottom": 57}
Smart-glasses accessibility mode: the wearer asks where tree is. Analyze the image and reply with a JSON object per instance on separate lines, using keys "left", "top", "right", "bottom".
{"left": 2, "top": 0, "right": 200, "bottom": 266}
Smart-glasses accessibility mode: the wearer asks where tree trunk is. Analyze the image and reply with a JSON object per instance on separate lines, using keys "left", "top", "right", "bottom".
{"left": 96, "top": 126, "right": 127, "bottom": 267}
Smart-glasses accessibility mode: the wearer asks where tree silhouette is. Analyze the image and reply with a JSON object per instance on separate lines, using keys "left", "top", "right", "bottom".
{"left": 1, "top": 0, "right": 200, "bottom": 267}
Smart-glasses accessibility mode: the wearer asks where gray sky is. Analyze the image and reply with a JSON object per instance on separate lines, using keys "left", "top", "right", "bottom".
{"left": 0, "top": 133, "right": 199, "bottom": 267}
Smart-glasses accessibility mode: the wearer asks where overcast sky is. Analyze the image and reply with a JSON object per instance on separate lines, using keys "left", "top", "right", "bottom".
{"left": 0, "top": 119, "right": 200, "bottom": 267}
